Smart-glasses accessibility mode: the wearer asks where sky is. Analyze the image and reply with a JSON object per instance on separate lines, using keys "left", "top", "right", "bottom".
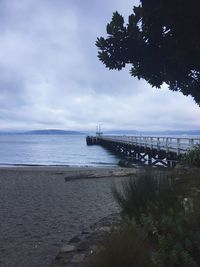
{"left": 0, "top": 0, "right": 200, "bottom": 132}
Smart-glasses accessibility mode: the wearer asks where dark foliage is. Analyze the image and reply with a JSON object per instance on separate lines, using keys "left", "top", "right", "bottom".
{"left": 85, "top": 221, "right": 153, "bottom": 267}
{"left": 85, "top": 171, "right": 200, "bottom": 267}
{"left": 112, "top": 172, "right": 179, "bottom": 223}
{"left": 141, "top": 193, "right": 200, "bottom": 267}
{"left": 96, "top": 0, "right": 200, "bottom": 105}
{"left": 181, "top": 145, "right": 200, "bottom": 167}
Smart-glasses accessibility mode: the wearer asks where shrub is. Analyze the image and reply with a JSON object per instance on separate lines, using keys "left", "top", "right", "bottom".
{"left": 84, "top": 221, "right": 153, "bottom": 267}
{"left": 85, "top": 171, "right": 200, "bottom": 267}
{"left": 112, "top": 172, "right": 180, "bottom": 222}
{"left": 181, "top": 145, "right": 200, "bottom": 167}
{"left": 111, "top": 171, "right": 200, "bottom": 266}
{"left": 141, "top": 194, "right": 200, "bottom": 267}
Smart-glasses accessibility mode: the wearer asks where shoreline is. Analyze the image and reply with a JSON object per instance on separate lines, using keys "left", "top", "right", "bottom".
{"left": 0, "top": 164, "right": 119, "bottom": 168}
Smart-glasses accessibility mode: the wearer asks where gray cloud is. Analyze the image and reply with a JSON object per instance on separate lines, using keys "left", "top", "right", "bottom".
{"left": 0, "top": 0, "right": 199, "bottom": 132}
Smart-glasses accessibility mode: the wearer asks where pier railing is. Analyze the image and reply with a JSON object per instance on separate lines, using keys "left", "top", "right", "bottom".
{"left": 98, "top": 135, "right": 200, "bottom": 155}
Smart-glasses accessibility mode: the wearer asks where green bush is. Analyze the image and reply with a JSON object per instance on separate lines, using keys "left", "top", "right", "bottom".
{"left": 181, "top": 145, "right": 200, "bottom": 167}
{"left": 111, "top": 171, "right": 200, "bottom": 266}
{"left": 141, "top": 194, "right": 200, "bottom": 267}
{"left": 85, "top": 171, "right": 200, "bottom": 267}
{"left": 85, "top": 221, "right": 153, "bottom": 267}
{"left": 112, "top": 172, "right": 180, "bottom": 222}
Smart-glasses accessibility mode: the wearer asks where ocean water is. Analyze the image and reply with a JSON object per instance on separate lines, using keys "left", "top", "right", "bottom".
{"left": 0, "top": 134, "right": 119, "bottom": 166}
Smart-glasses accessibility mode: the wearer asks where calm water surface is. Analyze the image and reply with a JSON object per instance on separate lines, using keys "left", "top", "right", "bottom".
{"left": 0, "top": 135, "right": 119, "bottom": 166}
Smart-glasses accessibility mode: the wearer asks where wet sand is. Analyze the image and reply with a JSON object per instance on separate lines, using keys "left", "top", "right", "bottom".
{"left": 0, "top": 166, "right": 136, "bottom": 267}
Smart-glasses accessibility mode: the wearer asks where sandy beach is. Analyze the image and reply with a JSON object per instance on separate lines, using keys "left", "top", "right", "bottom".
{"left": 0, "top": 166, "right": 137, "bottom": 267}
{"left": 0, "top": 165, "right": 137, "bottom": 179}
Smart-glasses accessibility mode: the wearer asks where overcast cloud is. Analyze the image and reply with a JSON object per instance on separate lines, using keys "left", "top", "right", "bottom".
{"left": 0, "top": 0, "right": 199, "bottom": 131}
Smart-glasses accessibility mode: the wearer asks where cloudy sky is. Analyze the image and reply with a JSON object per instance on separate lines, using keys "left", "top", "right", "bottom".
{"left": 0, "top": 0, "right": 200, "bottom": 132}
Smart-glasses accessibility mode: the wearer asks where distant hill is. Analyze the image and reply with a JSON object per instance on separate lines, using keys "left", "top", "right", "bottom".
{"left": 23, "top": 129, "right": 85, "bottom": 135}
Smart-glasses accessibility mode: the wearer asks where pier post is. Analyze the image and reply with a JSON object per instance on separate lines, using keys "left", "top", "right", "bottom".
{"left": 148, "top": 153, "right": 152, "bottom": 165}
{"left": 177, "top": 138, "right": 180, "bottom": 156}
{"left": 189, "top": 138, "right": 194, "bottom": 148}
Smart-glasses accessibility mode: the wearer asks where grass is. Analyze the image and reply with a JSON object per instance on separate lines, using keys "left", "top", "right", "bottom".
{"left": 112, "top": 171, "right": 179, "bottom": 222}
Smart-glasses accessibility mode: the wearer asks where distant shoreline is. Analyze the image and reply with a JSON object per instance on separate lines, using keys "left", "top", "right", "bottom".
{"left": 0, "top": 129, "right": 87, "bottom": 135}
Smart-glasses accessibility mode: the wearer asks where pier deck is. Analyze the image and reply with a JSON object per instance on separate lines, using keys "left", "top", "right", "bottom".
{"left": 86, "top": 135, "right": 200, "bottom": 167}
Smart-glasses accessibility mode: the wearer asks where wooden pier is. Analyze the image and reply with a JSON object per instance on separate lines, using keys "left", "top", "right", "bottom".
{"left": 86, "top": 135, "right": 200, "bottom": 167}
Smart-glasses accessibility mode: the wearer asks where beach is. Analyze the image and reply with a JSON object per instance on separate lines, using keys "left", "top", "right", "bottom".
{"left": 0, "top": 165, "right": 136, "bottom": 177}
{"left": 0, "top": 166, "right": 136, "bottom": 267}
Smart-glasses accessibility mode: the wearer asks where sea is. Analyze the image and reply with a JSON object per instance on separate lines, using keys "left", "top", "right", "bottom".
{"left": 0, "top": 134, "right": 119, "bottom": 167}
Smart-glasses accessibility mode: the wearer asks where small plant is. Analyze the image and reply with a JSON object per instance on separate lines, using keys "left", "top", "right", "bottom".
{"left": 181, "top": 145, "right": 200, "bottom": 167}
{"left": 112, "top": 172, "right": 180, "bottom": 222}
{"left": 85, "top": 221, "right": 153, "bottom": 267}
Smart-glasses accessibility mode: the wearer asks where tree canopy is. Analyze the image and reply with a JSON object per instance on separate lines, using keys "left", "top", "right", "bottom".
{"left": 96, "top": 0, "right": 200, "bottom": 105}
